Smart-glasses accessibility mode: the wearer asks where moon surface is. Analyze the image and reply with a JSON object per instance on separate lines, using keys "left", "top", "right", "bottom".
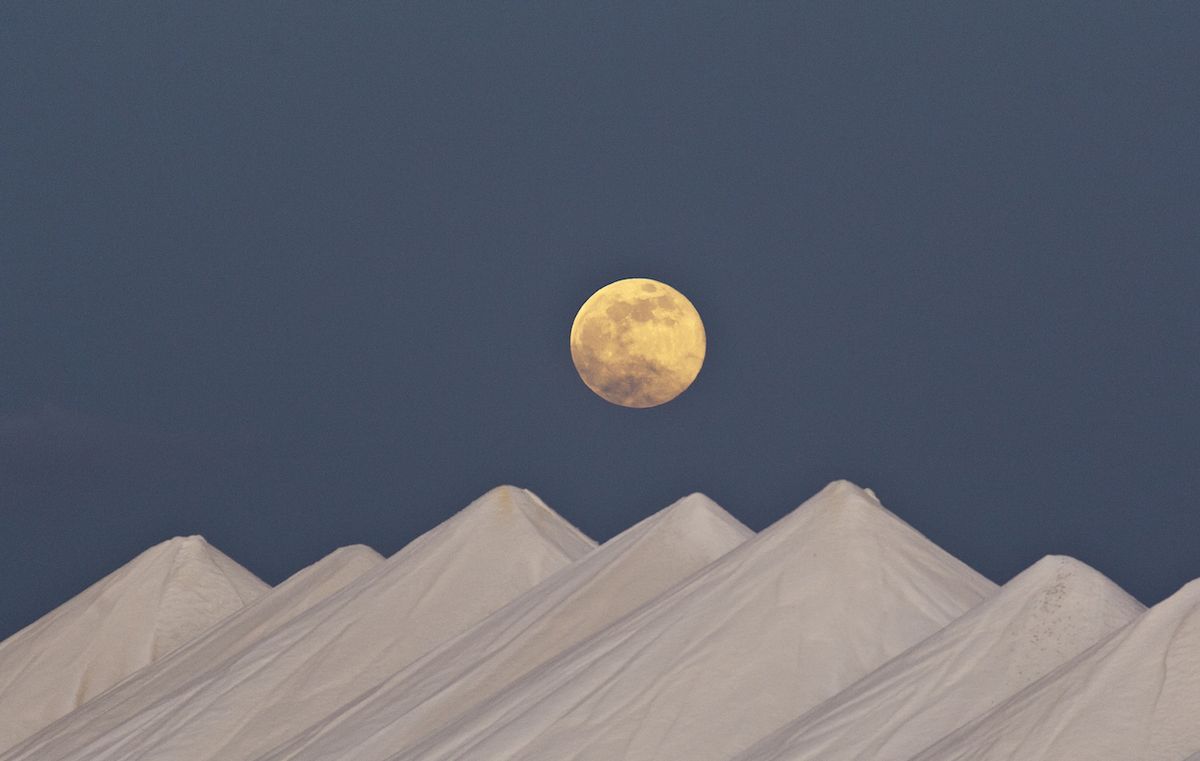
{"left": 570, "top": 278, "right": 706, "bottom": 408}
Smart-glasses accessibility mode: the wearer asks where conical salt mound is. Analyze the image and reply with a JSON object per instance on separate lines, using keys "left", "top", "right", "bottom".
{"left": 260, "top": 493, "right": 753, "bottom": 761}
{"left": 2, "top": 545, "right": 383, "bottom": 761}
{"left": 48, "top": 486, "right": 594, "bottom": 761}
{"left": 911, "top": 577, "right": 1200, "bottom": 761}
{"left": 396, "top": 480, "right": 996, "bottom": 761}
{"left": 0, "top": 536, "right": 268, "bottom": 752}
{"left": 732, "top": 555, "right": 1144, "bottom": 761}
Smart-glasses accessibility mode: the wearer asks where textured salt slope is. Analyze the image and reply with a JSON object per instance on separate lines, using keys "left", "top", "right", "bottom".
{"left": 397, "top": 480, "right": 997, "bottom": 761}
{"left": 51, "top": 486, "right": 593, "bottom": 761}
{"left": 912, "top": 577, "right": 1200, "bottom": 761}
{"left": 731, "top": 555, "right": 1144, "bottom": 761}
{"left": 0, "top": 536, "right": 267, "bottom": 753}
{"left": 1, "top": 545, "right": 383, "bottom": 761}
{"left": 262, "top": 493, "right": 753, "bottom": 761}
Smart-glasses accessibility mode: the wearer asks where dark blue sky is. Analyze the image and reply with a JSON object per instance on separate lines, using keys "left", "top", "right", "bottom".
{"left": 2, "top": 3, "right": 1197, "bottom": 639}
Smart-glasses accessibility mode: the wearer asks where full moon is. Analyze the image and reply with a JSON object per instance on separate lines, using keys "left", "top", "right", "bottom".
{"left": 570, "top": 278, "right": 706, "bottom": 408}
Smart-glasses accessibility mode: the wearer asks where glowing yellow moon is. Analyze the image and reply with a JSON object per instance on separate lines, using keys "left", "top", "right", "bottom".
{"left": 570, "top": 278, "right": 706, "bottom": 408}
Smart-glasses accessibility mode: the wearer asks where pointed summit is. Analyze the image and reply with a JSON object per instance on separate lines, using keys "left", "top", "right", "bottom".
{"left": 47, "top": 488, "right": 595, "bottom": 761}
{"left": 0, "top": 536, "right": 268, "bottom": 752}
{"left": 3, "top": 544, "right": 384, "bottom": 761}
{"left": 912, "top": 577, "right": 1200, "bottom": 761}
{"left": 257, "top": 493, "right": 752, "bottom": 761}
{"left": 461, "top": 485, "right": 595, "bottom": 560}
{"left": 398, "top": 481, "right": 996, "bottom": 761}
{"left": 732, "top": 555, "right": 1144, "bottom": 761}
{"left": 320, "top": 543, "right": 385, "bottom": 566}
{"left": 152, "top": 536, "right": 274, "bottom": 657}
{"left": 727, "top": 479, "right": 998, "bottom": 641}
{"left": 663, "top": 492, "right": 755, "bottom": 543}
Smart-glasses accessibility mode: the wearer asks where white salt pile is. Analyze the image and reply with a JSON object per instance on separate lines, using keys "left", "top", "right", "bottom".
{"left": 0, "top": 536, "right": 267, "bottom": 752}
{"left": 731, "top": 555, "right": 1144, "bottom": 761}
{"left": 394, "top": 480, "right": 996, "bottom": 761}
{"left": 6, "top": 480, "right": 1195, "bottom": 761}
{"left": 911, "top": 577, "right": 1200, "bottom": 761}
{"left": 261, "top": 493, "right": 752, "bottom": 761}
{"left": 2, "top": 544, "right": 382, "bottom": 761}
{"left": 39, "top": 485, "right": 594, "bottom": 761}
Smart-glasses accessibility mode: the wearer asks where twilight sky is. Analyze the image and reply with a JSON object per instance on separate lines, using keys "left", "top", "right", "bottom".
{"left": 2, "top": 3, "right": 1197, "bottom": 639}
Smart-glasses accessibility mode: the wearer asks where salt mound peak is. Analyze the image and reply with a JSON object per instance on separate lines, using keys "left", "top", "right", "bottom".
{"left": 453, "top": 485, "right": 594, "bottom": 559}
{"left": 393, "top": 480, "right": 995, "bottom": 761}
{"left": 48, "top": 488, "right": 595, "bottom": 761}
{"left": 157, "top": 534, "right": 265, "bottom": 591}
{"left": 780, "top": 479, "right": 899, "bottom": 531}
{"left": 993, "top": 554, "right": 1143, "bottom": 613}
{"left": 760, "top": 479, "right": 919, "bottom": 550}
{"left": 913, "top": 577, "right": 1200, "bottom": 761}
{"left": 1, "top": 543, "right": 383, "bottom": 761}
{"left": 0, "top": 536, "right": 268, "bottom": 753}
{"left": 732, "top": 553, "right": 1143, "bottom": 761}
{"left": 989, "top": 556, "right": 1146, "bottom": 688}
{"left": 322, "top": 544, "right": 384, "bottom": 563}
{"left": 999, "top": 554, "right": 1144, "bottom": 637}
{"left": 746, "top": 479, "right": 994, "bottom": 624}
{"left": 298, "top": 545, "right": 385, "bottom": 579}
{"left": 668, "top": 490, "right": 727, "bottom": 511}
{"left": 659, "top": 490, "right": 742, "bottom": 518}
{"left": 152, "top": 535, "right": 272, "bottom": 656}
{"left": 256, "top": 492, "right": 752, "bottom": 761}
{"left": 638, "top": 492, "right": 748, "bottom": 544}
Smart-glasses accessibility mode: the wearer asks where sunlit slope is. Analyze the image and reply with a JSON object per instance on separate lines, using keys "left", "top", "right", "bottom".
{"left": 732, "top": 555, "right": 1144, "bottom": 761}
{"left": 394, "top": 481, "right": 996, "bottom": 761}
{"left": 42, "top": 486, "right": 594, "bottom": 761}
{"left": 2, "top": 544, "right": 382, "bottom": 761}
{"left": 0, "top": 536, "right": 267, "bottom": 752}
{"left": 911, "top": 577, "right": 1200, "bottom": 761}
{"left": 262, "top": 493, "right": 752, "bottom": 761}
